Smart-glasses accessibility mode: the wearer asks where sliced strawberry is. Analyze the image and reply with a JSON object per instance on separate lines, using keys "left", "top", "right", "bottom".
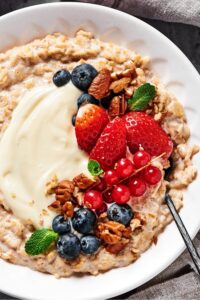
{"left": 123, "top": 112, "right": 173, "bottom": 158}
{"left": 75, "top": 104, "right": 109, "bottom": 153}
{"left": 90, "top": 117, "right": 126, "bottom": 170}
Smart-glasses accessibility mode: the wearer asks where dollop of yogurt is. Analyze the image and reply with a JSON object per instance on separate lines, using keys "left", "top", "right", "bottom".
{"left": 0, "top": 82, "right": 88, "bottom": 228}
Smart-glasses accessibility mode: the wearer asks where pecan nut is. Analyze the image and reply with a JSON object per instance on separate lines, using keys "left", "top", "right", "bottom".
{"left": 61, "top": 201, "right": 74, "bottom": 218}
{"left": 88, "top": 69, "right": 111, "bottom": 99}
{"left": 108, "top": 95, "right": 127, "bottom": 118}
{"left": 106, "top": 240, "right": 129, "bottom": 254}
{"left": 55, "top": 179, "right": 74, "bottom": 204}
{"left": 109, "top": 77, "right": 131, "bottom": 93}
{"left": 73, "top": 173, "right": 100, "bottom": 190}
{"left": 97, "top": 221, "right": 131, "bottom": 245}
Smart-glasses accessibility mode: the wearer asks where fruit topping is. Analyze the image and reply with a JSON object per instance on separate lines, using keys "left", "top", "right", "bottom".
{"left": 143, "top": 165, "right": 162, "bottom": 185}
{"left": 111, "top": 184, "right": 131, "bottom": 205}
{"left": 123, "top": 112, "right": 173, "bottom": 158}
{"left": 75, "top": 103, "right": 109, "bottom": 153}
{"left": 80, "top": 235, "right": 101, "bottom": 254}
{"left": 133, "top": 150, "right": 151, "bottom": 168}
{"left": 96, "top": 202, "right": 107, "bottom": 215}
{"left": 77, "top": 93, "right": 99, "bottom": 108}
{"left": 56, "top": 233, "right": 81, "bottom": 260}
{"left": 100, "top": 93, "right": 113, "bottom": 109}
{"left": 115, "top": 158, "right": 135, "bottom": 178}
{"left": 104, "top": 169, "right": 119, "bottom": 186}
{"left": 72, "top": 208, "right": 96, "bottom": 234}
{"left": 128, "top": 177, "right": 147, "bottom": 197}
{"left": 52, "top": 215, "right": 71, "bottom": 234}
{"left": 53, "top": 69, "right": 71, "bottom": 87}
{"left": 90, "top": 117, "right": 126, "bottom": 170}
{"left": 107, "top": 203, "right": 133, "bottom": 226}
{"left": 71, "top": 64, "right": 98, "bottom": 91}
{"left": 94, "top": 178, "right": 107, "bottom": 191}
{"left": 103, "top": 190, "right": 114, "bottom": 204}
{"left": 84, "top": 190, "right": 103, "bottom": 210}
{"left": 88, "top": 69, "right": 111, "bottom": 99}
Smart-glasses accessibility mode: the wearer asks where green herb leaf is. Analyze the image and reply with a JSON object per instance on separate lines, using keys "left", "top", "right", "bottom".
{"left": 25, "top": 229, "right": 58, "bottom": 256}
{"left": 128, "top": 83, "right": 156, "bottom": 111}
{"left": 88, "top": 159, "right": 103, "bottom": 176}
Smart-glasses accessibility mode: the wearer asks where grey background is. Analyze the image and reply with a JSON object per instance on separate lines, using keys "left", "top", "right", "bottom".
{"left": 0, "top": 1, "right": 200, "bottom": 299}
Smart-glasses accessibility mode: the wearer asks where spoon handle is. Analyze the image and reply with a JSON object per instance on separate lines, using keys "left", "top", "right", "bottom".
{"left": 165, "top": 194, "right": 200, "bottom": 275}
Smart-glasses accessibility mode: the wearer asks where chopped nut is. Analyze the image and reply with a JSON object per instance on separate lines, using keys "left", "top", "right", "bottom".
{"left": 55, "top": 179, "right": 74, "bottom": 203}
{"left": 111, "top": 68, "right": 136, "bottom": 80}
{"left": 134, "top": 212, "right": 147, "bottom": 226}
{"left": 61, "top": 201, "right": 74, "bottom": 218}
{"left": 106, "top": 241, "right": 128, "bottom": 254}
{"left": 73, "top": 173, "right": 99, "bottom": 190}
{"left": 45, "top": 175, "right": 58, "bottom": 196}
{"left": 48, "top": 200, "right": 61, "bottom": 210}
{"left": 109, "top": 77, "right": 131, "bottom": 93}
{"left": 108, "top": 95, "right": 127, "bottom": 118}
{"left": 88, "top": 69, "right": 111, "bottom": 99}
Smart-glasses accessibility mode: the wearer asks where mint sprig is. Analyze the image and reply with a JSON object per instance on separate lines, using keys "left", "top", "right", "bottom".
{"left": 128, "top": 83, "right": 156, "bottom": 111}
{"left": 25, "top": 229, "right": 58, "bottom": 256}
{"left": 88, "top": 159, "right": 103, "bottom": 177}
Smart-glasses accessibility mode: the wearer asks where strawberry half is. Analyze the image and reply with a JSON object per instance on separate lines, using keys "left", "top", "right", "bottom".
{"left": 123, "top": 112, "right": 173, "bottom": 158}
{"left": 90, "top": 117, "right": 126, "bottom": 170}
{"left": 75, "top": 104, "right": 109, "bottom": 153}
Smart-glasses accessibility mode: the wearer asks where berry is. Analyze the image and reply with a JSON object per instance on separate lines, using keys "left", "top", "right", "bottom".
{"left": 101, "top": 93, "right": 113, "bottom": 109}
{"left": 56, "top": 233, "right": 80, "bottom": 260}
{"left": 72, "top": 114, "right": 76, "bottom": 127}
{"left": 104, "top": 169, "right": 119, "bottom": 186}
{"left": 108, "top": 203, "right": 133, "bottom": 226}
{"left": 52, "top": 215, "right": 71, "bottom": 234}
{"left": 53, "top": 69, "right": 71, "bottom": 87}
{"left": 111, "top": 184, "right": 131, "bottom": 204}
{"left": 84, "top": 190, "right": 103, "bottom": 210}
{"left": 80, "top": 235, "right": 101, "bottom": 254}
{"left": 90, "top": 117, "right": 127, "bottom": 170}
{"left": 96, "top": 202, "right": 107, "bottom": 215}
{"left": 77, "top": 93, "right": 99, "bottom": 108}
{"left": 75, "top": 104, "right": 109, "bottom": 153}
{"left": 72, "top": 208, "right": 96, "bottom": 234}
{"left": 103, "top": 190, "right": 114, "bottom": 204}
{"left": 128, "top": 177, "right": 147, "bottom": 197}
{"left": 116, "top": 158, "right": 135, "bottom": 178}
{"left": 95, "top": 178, "right": 107, "bottom": 191}
{"left": 71, "top": 64, "right": 98, "bottom": 91}
{"left": 133, "top": 150, "right": 151, "bottom": 168}
{"left": 144, "top": 166, "right": 162, "bottom": 185}
{"left": 123, "top": 112, "right": 173, "bottom": 159}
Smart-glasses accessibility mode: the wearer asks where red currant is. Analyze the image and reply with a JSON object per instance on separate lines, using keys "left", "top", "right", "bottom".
{"left": 104, "top": 169, "right": 119, "bottom": 186}
{"left": 128, "top": 177, "right": 147, "bottom": 197}
{"left": 115, "top": 158, "right": 135, "bottom": 178}
{"left": 133, "top": 150, "right": 151, "bottom": 168}
{"left": 95, "top": 178, "right": 107, "bottom": 191}
{"left": 103, "top": 190, "right": 114, "bottom": 203}
{"left": 111, "top": 184, "right": 131, "bottom": 204}
{"left": 144, "top": 166, "right": 162, "bottom": 185}
{"left": 84, "top": 190, "right": 103, "bottom": 210}
{"left": 96, "top": 202, "right": 107, "bottom": 215}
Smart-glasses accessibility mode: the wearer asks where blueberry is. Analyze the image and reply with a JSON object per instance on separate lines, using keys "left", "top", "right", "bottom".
{"left": 52, "top": 215, "right": 71, "bottom": 234}
{"left": 81, "top": 235, "right": 101, "bottom": 254}
{"left": 107, "top": 203, "right": 133, "bottom": 226}
{"left": 56, "top": 233, "right": 81, "bottom": 260}
{"left": 100, "top": 93, "right": 113, "bottom": 109}
{"left": 72, "top": 114, "right": 77, "bottom": 127}
{"left": 72, "top": 208, "right": 96, "bottom": 234}
{"left": 77, "top": 93, "right": 99, "bottom": 108}
{"left": 71, "top": 64, "right": 98, "bottom": 91}
{"left": 53, "top": 69, "right": 71, "bottom": 87}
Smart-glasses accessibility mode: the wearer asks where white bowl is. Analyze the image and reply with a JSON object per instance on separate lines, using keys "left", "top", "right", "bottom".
{"left": 0, "top": 3, "right": 200, "bottom": 300}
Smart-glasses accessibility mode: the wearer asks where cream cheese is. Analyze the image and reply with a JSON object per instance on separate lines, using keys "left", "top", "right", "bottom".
{"left": 0, "top": 82, "right": 88, "bottom": 228}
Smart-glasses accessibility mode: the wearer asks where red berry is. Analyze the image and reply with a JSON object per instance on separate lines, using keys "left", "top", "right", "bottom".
{"left": 84, "top": 190, "right": 103, "bottom": 210}
{"left": 111, "top": 184, "right": 131, "bottom": 204}
{"left": 133, "top": 150, "right": 151, "bottom": 168}
{"left": 103, "top": 190, "right": 114, "bottom": 203}
{"left": 104, "top": 170, "right": 119, "bottom": 186}
{"left": 95, "top": 178, "right": 107, "bottom": 191}
{"left": 128, "top": 177, "right": 147, "bottom": 197}
{"left": 115, "top": 158, "right": 135, "bottom": 178}
{"left": 96, "top": 202, "right": 107, "bottom": 215}
{"left": 143, "top": 166, "right": 162, "bottom": 185}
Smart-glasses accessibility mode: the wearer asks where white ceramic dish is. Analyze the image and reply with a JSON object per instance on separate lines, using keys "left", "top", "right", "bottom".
{"left": 0, "top": 3, "right": 200, "bottom": 300}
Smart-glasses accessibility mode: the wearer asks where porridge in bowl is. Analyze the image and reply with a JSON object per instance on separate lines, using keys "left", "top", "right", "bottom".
{"left": 0, "top": 30, "right": 198, "bottom": 277}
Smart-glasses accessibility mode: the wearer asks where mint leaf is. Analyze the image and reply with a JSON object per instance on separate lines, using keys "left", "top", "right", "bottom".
{"left": 25, "top": 229, "right": 58, "bottom": 256}
{"left": 128, "top": 83, "right": 156, "bottom": 111}
{"left": 88, "top": 159, "right": 103, "bottom": 176}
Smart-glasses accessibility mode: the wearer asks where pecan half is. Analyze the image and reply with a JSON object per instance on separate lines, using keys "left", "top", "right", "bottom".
{"left": 55, "top": 180, "right": 74, "bottom": 204}
{"left": 97, "top": 221, "right": 131, "bottom": 245}
{"left": 88, "top": 69, "right": 111, "bottom": 99}
{"left": 61, "top": 201, "right": 74, "bottom": 218}
{"left": 106, "top": 240, "right": 129, "bottom": 254}
{"left": 73, "top": 173, "right": 100, "bottom": 190}
{"left": 108, "top": 95, "right": 127, "bottom": 118}
{"left": 109, "top": 77, "right": 131, "bottom": 93}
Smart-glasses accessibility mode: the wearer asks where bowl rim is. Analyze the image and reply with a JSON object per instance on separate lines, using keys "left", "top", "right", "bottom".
{"left": 0, "top": 2, "right": 200, "bottom": 300}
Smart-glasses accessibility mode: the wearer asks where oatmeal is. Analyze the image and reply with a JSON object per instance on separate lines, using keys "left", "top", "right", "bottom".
{"left": 0, "top": 30, "right": 198, "bottom": 277}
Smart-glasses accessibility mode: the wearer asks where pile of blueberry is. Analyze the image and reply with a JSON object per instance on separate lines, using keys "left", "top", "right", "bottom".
{"left": 53, "top": 204, "right": 133, "bottom": 260}
{"left": 53, "top": 64, "right": 113, "bottom": 126}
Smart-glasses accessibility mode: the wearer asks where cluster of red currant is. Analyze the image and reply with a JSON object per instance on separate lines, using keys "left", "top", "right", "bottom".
{"left": 84, "top": 150, "right": 162, "bottom": 214}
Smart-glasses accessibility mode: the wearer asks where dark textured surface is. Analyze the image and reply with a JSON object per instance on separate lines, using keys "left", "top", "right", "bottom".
{"left": 0, "top": 1, "right": 200, "bottom": 300}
